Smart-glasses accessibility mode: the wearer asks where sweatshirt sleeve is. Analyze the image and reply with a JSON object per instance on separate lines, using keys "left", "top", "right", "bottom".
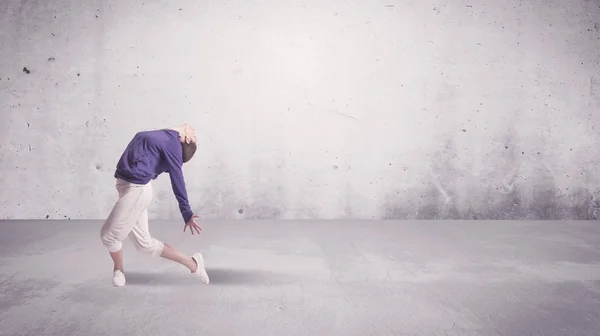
{"left": 162, "top": 143, "right": 194, "bottom": 224}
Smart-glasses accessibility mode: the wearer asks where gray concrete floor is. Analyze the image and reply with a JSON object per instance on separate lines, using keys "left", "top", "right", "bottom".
{"left": 0, "top": 220, "right": 599, "bottom": 336}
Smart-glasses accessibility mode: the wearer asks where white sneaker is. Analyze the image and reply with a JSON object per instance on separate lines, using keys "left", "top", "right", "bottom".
{"left": 113, "top": 270, "right": 126, "bottom": 287}
{"left": 191, "top": 253, "right": 209, "bottom": 284}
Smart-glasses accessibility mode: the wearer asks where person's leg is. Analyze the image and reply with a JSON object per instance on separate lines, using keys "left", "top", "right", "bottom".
{"left": 129, "top": 205, "right": 209, "bottom": 283}
{"left": 100, "top": 179, "right": 151, "bottom": 286}
{"left": 160, "top": 242, "right": 209, "bottom": 284}
{"left": 109, "top": 249, "right": 125, "bottom": 287}
{"left": 160, "top": 243, "right": 197, "bottom": 272}
{"left": 128, "top": 210, "right": 194, "bottom": 271}
{"left": 110, "top": 249, "right": 124, "bottom": 272}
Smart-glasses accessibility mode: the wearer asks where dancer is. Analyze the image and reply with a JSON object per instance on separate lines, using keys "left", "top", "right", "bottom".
{"left": 99, "top": 123, "right": 209, "bottom": 287}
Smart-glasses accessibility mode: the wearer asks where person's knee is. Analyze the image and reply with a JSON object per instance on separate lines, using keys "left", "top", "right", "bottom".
{"left": 132, "top": 239, "right": 164, "bottom": 258}
{"left": 100, "top": 230, "right": 122, "bottom": 253}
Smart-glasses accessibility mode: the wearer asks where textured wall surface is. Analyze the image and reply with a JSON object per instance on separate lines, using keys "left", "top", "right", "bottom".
{"left": 1, "top": 0, "right": 599, "bottom": 220}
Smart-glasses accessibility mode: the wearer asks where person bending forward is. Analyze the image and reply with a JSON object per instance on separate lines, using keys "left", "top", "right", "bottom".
{"left": 100, "top": 124, "right": 209, "bottom": 287}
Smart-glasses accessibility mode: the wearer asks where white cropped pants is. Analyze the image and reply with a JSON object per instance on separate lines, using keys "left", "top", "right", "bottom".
{"left": 100, "top": 178, "right": 165, "bottom": 258}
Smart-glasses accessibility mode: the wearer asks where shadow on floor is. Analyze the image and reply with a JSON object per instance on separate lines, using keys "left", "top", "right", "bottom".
{"left": 125, "top": 268, "right": 283, "bottom": 286}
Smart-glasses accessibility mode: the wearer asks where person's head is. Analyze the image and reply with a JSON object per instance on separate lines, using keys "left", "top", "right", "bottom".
{"left": 182, "top": 139, "right": 197, "bottom": 163}
{"left": 177, "top": 123, "right": 197, "bottom": 163}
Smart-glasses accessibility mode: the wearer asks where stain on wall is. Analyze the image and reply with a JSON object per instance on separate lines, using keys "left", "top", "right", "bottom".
{"left": 0, "top": 0, "right": 599, "bottom": 220}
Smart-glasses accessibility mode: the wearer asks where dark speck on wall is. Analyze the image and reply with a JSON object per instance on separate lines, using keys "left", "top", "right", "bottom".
{"left": 333, "top": 165, "right": 339, "bottom": 170}
{"left": 96, "top": 165, "right": 101, "bottom": 170}
{"left": 27, "top": 123, "right": 30, "bottom": 127}
{"left": 48, "top": 57, "right": 55, "bottom": 61}
{"left": 238, "top": 209, "right": 244, "bottom": 214}
{"left": 46, "top": 215, "right": 49, "bottom": 219}
{"left": 461, "top": 129, "right": 467, "bottom": 132}
{"left": 77, "top": 73, "right": 80, "bottom": 76}
{"left": 22, "top": 67, "right": 31, "bottom": 74}
{"left": 505, "top": 145, "right": 509, "bottom": 149}
{"left": 386, "top": 4, "right": 394, "bottom": 7}
{"left": 95, "top": 14, "right": 99, "bottom": 18}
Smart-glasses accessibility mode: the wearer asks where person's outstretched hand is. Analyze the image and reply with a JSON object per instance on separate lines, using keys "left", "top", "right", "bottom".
{"left": 184, "top": 214, "right": 202, "bottom": 235}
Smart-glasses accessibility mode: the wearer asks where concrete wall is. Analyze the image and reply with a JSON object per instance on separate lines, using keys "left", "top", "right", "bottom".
{"left": 1, "top": 0, "right": 599, "bottom": 220}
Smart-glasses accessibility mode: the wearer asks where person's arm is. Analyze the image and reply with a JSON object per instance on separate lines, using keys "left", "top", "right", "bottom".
{"left": 162, "top": 145, "right": 194, "bottom": 224}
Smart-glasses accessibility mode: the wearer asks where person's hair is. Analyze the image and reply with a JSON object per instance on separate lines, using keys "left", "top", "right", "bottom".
{"left": 182, "top": 141, "right": 197, "bottom": 163}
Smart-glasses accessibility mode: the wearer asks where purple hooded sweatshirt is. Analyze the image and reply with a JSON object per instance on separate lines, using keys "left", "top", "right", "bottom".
{"left": 114, "top": 129, "right": 193, "bottom": 224}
